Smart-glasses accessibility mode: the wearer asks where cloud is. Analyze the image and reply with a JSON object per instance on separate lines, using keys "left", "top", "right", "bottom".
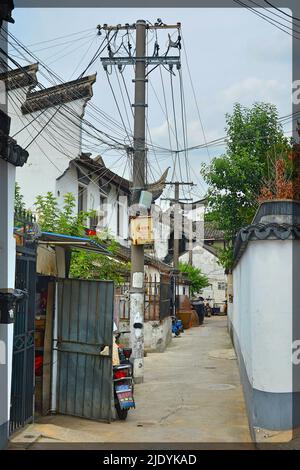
{"left": 219, "top": 77, "right": 289, "bottom": 109}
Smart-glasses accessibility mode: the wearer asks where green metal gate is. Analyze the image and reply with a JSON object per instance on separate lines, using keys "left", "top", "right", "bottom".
{"left": 56, "top": 279, "right": 114, "bottom": 422}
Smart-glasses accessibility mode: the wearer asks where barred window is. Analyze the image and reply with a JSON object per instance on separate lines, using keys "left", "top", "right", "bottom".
{"left": 218, "top": 282, "right": 227, "bottom": 290}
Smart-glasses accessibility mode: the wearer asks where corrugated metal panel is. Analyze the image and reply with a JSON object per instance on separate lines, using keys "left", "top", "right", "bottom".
{"left": 56, "top": 279, "right": 114, "bottom": 422}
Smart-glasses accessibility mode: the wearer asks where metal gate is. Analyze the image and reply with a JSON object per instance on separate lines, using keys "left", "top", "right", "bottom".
{"left": 10, "top": 244, "right": 36, "bottom": 434}
{"left": 159, "top": 281, "right": 172, "bottom": 320}
{"left": 56, "top": 279, "right": 114, "bottom": 422}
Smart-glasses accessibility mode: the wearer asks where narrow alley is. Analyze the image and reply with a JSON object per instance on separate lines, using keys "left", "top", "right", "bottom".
{"left": 10, "top": 317, "right": 252, "bottom": 448}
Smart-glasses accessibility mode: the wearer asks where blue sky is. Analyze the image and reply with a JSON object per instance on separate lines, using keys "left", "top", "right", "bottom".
{"left": 9, "top": 7, "right": 292, "bottom": 199}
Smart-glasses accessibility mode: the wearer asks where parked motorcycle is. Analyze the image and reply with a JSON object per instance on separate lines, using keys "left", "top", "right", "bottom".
{"left": 113, "top": 331, "right": 135, "bottom": 420}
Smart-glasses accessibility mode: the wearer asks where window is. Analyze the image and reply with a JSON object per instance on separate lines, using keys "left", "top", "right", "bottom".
{"left": 78, "top": 185, "right": 87, "bottom": 213}
{"left": 89, "top": 214, "right": 99, "bottom": 231}
{"left": 117, "top": 196, "right": 120, "bottom": 236}
{"left": 218, "top": 282, "right": 227, "bottom": 290}
{"left": 97, "top": 194, "right": 107, "bottom": 230}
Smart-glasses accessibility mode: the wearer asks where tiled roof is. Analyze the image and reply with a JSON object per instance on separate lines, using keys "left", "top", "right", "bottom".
{"left": 0, "top": 63, "right": 38, "bottom": 91}
{"left": 204, "top": 222, "right": 225, "bottom": 240}
{"left": 0, "top": 109, "right": 29, "bottom": 167}
{"left": 102, "top": 241, "right": 172, "bottom": 273}
{"left": 67, "top": 154, "right": 169, "bottom": 201}
{"left": 21, "top": 74, "right": 96, "bottom": 114}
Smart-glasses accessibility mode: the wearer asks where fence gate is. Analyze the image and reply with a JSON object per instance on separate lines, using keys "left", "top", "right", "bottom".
{"left": 10, "top": 244, "right": 36, "bottom": 434}
{"left": 56, "top": 279, "right": 114, "bottom": 422}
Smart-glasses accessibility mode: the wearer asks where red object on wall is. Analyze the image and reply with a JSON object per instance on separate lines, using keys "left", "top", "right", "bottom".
{"left": 35, "top": 356, "right": 43, "bottom": 376}
{"left": 85, "top": 228, "right": 97, "bottom": 236}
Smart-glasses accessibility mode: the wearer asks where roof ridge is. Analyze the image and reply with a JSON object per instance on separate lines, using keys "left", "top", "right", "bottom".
{"left": 25, "top": 73, "right": 97, "bottom": 100}
{"left": 0, "top": 63, "right": 39, "bottom": 80}
{"left": 21, "top": 74, "right": 96, "bottom": 114}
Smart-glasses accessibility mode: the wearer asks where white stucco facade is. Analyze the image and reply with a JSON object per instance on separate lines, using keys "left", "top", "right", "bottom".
{"left": 0, "top": 159, "right": 16, "bottom": 448}
{"left": 231, "top": 239, "right": 295, "bottom": 394}
{"left": 180, "top": 244, "right": 227, "bottom": 304}
{"left": 5, "top": 68, "right": 131, "bottom": 245}
{"left": 7, "top": 85, "right": 87, "bottom": 210}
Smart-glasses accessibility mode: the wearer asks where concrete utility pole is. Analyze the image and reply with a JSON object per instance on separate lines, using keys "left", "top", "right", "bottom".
{"left": 173, "top": 181, "right": 180, "bottom": 269}
{"left": 163, "top": 181, "right": 195, "bottom": 269}
{"left": 162, "top": 181, "right": 194, "bottom": 316}
{"left": 100, "top": 20, "right": 181, "bottom": 383}
{"left": 129, "top": 19, "right": 147, "bottom": 383}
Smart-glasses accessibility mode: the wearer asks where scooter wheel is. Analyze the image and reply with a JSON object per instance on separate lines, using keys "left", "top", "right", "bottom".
{"left": 115, "top": 403, "right": 128, "bottom": 420}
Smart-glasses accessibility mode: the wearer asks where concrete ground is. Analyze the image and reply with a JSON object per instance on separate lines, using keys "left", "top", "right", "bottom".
{"left": 10, "top": 316, "right": 253, "bottom": 449}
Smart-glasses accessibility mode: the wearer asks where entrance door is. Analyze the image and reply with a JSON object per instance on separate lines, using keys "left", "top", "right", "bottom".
{"left": 55, "top": 279, "right": 114, "bottom": 422}
{"left": 10, "top": 245, "right": 36, "bottom": 434}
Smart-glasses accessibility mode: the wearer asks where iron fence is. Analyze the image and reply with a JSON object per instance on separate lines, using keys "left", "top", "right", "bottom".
{"left": 116, "top": 274, "right": 171, "bottom": 322}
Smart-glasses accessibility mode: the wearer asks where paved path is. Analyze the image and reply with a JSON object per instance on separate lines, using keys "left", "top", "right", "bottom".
{"left": 10, "top": 316, "right": 252, "bottom": 448}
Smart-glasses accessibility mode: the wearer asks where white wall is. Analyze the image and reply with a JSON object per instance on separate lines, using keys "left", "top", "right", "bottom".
{"left": 7, "top": 78, "right": 131, "bottom": 244}
{"left": 177, "top": 284, "right": 190, "bottom": 296}
{"left": 232, "top": 239, "right": 295, "bottom": 394}
{"left": 180, "top": 244, "right": 227, "bottom": 303}
{"left": 153, "top": 219, "right": 170, "bottom": 260}
{"left": 0, "top": 160, "right": 16, "bottom": 447}
{"left": 153, "top": 204, "right": 205, "bottom": 262}
{"left": 119, "top": 318, "right": 172, "bottom": 353}
{"left": 6, "top": 83, "right": 88, "bottom": 210}
{"left": 57, "top": 166, "right": 130, "bottom": 244}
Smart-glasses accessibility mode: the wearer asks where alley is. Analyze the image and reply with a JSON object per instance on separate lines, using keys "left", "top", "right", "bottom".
{"left": 10, "top": 317, "right": 252, "bottom": 447}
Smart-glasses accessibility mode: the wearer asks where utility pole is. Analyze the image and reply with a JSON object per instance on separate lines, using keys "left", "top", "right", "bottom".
{"left": 129, "top": 19, "right": 147, "bottom": 384}
{"left": 162, "top": 181, "right": 195, "bottom": 269}
{"left": 100, "top": 20, "right": 181, "bottom": 383}
{"left": 162, "top": 181, "right": 195, "bottom": 316}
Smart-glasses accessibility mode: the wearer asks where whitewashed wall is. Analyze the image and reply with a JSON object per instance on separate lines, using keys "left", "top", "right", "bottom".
{"left": 230, "top": 237, "right": 300, "bottom": 431}
{"left": 6, "top": 85, "right": 88, "bottom": 210}
{"left": 180, "top": 244, "right": 227, "bottom": 303}
{"left": 232, "top": 239, "right": 294, "bottom": 393}
{"left": 153, "top": 219, "right": 170, "bottom": 261}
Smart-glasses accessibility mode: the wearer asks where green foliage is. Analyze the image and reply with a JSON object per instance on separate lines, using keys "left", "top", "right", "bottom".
{"left": 215, "top": 246, "right": 235, "bottom": 273}
{"left": 35, "top": 191, "right": 129, "bottom": 283}
{"left": 15, "top": 182, "right": 26, "bottom": 213}
{"left": 35, "top": 192, "right": 93, "bottom": 235}
{"left": 69, "top": 250, "right": 130, "bottom": 285}
{"left": 179, "top": 262, "right": 210, "bottom": 296}
{"left": 201, "top": 102, "right": 291, "bottom": 270}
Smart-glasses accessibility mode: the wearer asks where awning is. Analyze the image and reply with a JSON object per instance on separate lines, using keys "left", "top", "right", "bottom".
{"left": 39, "top": 232, "right": 110, "bottom": 255}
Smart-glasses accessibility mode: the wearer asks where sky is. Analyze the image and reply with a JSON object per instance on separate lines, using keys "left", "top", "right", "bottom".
{"left": 8, "top": 6, "right": 292, "bottom": 201}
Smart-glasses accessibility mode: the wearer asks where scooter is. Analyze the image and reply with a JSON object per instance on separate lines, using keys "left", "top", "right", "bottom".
{"left": 113, "top": 331, "right": 135, "bottom": 420}
{"left": 171, "top": 315, "right": 184, "bottom": 337}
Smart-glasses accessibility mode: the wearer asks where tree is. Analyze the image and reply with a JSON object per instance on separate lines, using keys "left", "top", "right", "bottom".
{"left": 15, "top": 182, "right": 25, "bottom": 213}
{"left": 179, "top": 262, "right": 209, "bottom": 296}
{"left": 35, "top": 191, "right": 129, "bottom": 284}
{"left": 201, "top": 102, "right": 290, "bottom": 270}
{"left": 35, "top": 191, "right": 91, "bottom": 236}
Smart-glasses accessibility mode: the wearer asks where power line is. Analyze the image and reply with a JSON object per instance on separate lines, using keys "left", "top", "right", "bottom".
{"left": 3, "top": 30, "right": 133, "bottom": 141}
{"left": 264, "top": 0, "right": 300, "bottom": 22}
{"left": 181, "top": 31, "right": 211, "bottom": 162}
{"left": 6, "top": 71, "right": 129, "bottom": 195}
{"left": 246, "top": 0, "right": 300, "bottom": 34}
{"left": 0, "top": 47, "right": 130, "bottom": 151}
{"left": 233, "top": 0, "right": 300, "bottom": 40}
{"left": 4, "top": 29, "right": 175, "bottom": 155}
{"left": 105, "top": 68, "right": 132, "bottom": 144}
{"left": 114, "top": 66, "right": 133, "bottom": 134}
{"left": 19, "top": 27, "right": 97, "bottom": 48}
